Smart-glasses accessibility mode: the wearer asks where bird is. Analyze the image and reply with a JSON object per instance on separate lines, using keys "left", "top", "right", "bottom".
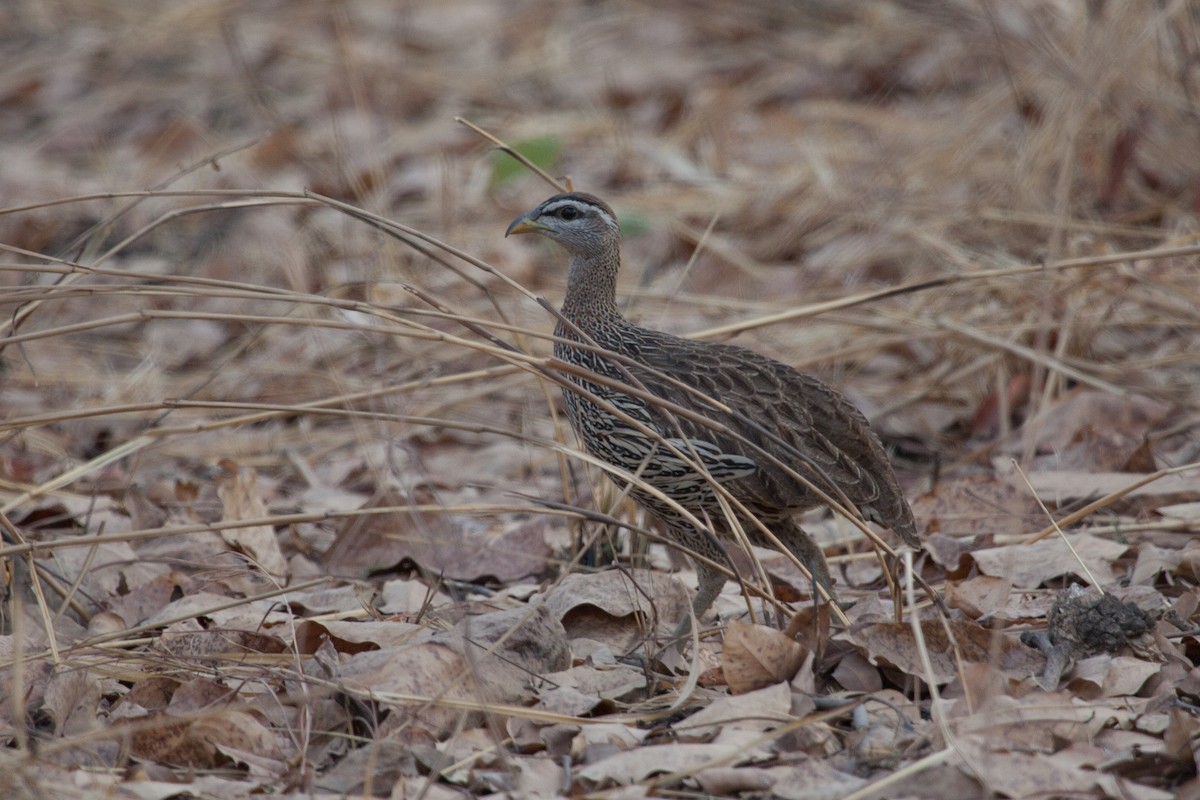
{"left": 506, "top": 192, "right": 920, "bottom": 632}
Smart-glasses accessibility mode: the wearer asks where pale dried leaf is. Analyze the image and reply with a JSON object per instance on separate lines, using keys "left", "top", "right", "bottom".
{"left": 970, "top": 533, "right": 1128, "bottom": 589}
{"left": 576, "top": 739, "right": 768, "bottom": 788}
{"left": 38, "top": 667, "right": 101, "bottom": 736}
{"left": 954, "top": 691, "right": 1119, "bottom": 743}
{"left": 571, "top": 722, "right": 647, "bottom": 755}
{"left": 946, "top": 575, "right": 1012, "bottom": 619}
{"left": 1131, "top": 543, "right": 1182, "bottom": 585}
{"left": 513, "top": 755, "right": 567, "bottom": 795}
{"left": 378, "top": 578, "right": 451, "bottom": 615}
{"left": 763, "top": 759, "right": 868, "bottom": 800}
{"left": 1022, "top": 470, "right": 1200, "bottom": 505}
{"left": 679, "top": 681, "right": 792, "bottom": 739}
{"left": 535, "top": 685, "right": 604, "bottom": 717}
{"left": 106, "top": 574, "right": 185, "bottom": 628}
{"left": 1159, "top": 501, "right": 1200, "bottom": 520}
{"left": 216, "top": 466, "right": 288, "bottom": 578}
{"left": 47, "top": 541, "right": 165, "bottom": 602}
{"left": 539, "top": 663, "right": 650, "bottom": 706}
{"left": 693, "top": 765, "right": 778, "bottom": 796}
{"left": 1067, "top": 655, "right": 1161, "bottom": 700}
{"left": 545, "top": 569, "right": 689, "bottom": 647}
{"left": 830, "top": 651, "right": 883, "bottom": 693}
{"left": 388, "top": 779, "right": 469, "bottom": 800}
{"left": 911, "top": 475, "right": 1044, "bottom": 538}
{"left": 953, "top": 731, "right": 1150, "bottom": 800}
{"left": 293, "top": 619, "right": 423, "bottom": 653}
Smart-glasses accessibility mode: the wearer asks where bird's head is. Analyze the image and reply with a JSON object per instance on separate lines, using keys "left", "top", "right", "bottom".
{"left": 505, "top": 192, "right": 619, "bottom": 256}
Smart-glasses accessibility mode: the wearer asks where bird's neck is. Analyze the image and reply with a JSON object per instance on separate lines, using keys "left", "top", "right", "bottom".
{"left": 561, "top": 240, "right": 622, "bottom": 324}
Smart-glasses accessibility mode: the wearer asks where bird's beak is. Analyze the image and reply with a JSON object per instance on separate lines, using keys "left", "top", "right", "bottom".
{"left": 505, "top": 211, "right": 548, "bottom": 237}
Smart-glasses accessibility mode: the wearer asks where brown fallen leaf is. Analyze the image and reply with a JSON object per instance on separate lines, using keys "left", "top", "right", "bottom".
{"left": 119, "top": 676, "right": 181, "bottom": 714}
{"left": 191, "top": 710, "right": 286, "bottom": 780}
{"left": 1135, "top": 539, "right": 1200, "bottom": 584}
{"left": 511, "top": 754, "right": 568, "bottom": 796}
{"left": 953, "top": 687, "right": 1120, "bottom": 746}
{"left": 694, "top": 765, "right": 778, "bottom": 796}
{"left": 315, "top": 739, "right": 420, "bottom": 796}
{"left": 1164, "top": 705, "right": 1200, "bottom": 768}
{"left": 956, "top": 731, "right": 1095, "bottom": 798}
{"left": 128, "top": 715, "right": 211, "bottom": 768}
{"left": 155, "top": 627, "right": 287, "bottom": 662}
{"left": 784, "top": 602, "right": 832, "bottom": 655}
{"left": 923, "top": 532, "right": 976, "bottom": 578}
{"left": 338, "top": 605, "right": 570, "bottom": 738}
{"left": 323, "top": 487, "right": 549, "bottom": 582}
{"left": 1131, "top": 543, "right": 1184, "bottom": 585}
{"left": 870, "top": 758, "right": 986, "bottom": 800}
{"left": 128, "top": 709, "right": 284, "bottom": 775}
{"left": 167, "top": 677, "right": 238, "bottom": 714}
{"left": 570, "top": 721, "right": 647, "bottom": 758}
{"left": 970, "top": 371, "right": 1033, "bottom": 439}
{"left": 141, "top": 592, "right": 291, "bottom": 631}
{"left": 841, "top": 618, "right": 1044, "bottom": 684}
{"left": 1020, "top": 391, "right": 1173, "bottom": 472}
{"left": 721, "top": 622, "right": 805, "bottom": 694}
{"left": 293, "top": 619, "right": 423, "bottom": 654}
{"left": 534, "top": 685, "right": 605, "bottom": 717}
{"left": 321, "top": 488, "right": 443, "bottom": 572}
{"left": 692, "top": 641, "right": 730, "bottom": 688}
{"left": 987, "top": 590, "right": 1058, "bottom": 624}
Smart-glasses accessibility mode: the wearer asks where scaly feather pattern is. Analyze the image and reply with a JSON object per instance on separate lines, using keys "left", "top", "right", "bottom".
{"left": 507, "top": 192, "right": 919, "bottom": 629}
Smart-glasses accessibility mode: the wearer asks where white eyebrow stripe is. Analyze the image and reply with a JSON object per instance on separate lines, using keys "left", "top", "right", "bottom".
{"left": 540, "top": 198, "right": 618, "bottom": 228}
{"left": 541, "top": 199, "right": 595, "bottom": 213}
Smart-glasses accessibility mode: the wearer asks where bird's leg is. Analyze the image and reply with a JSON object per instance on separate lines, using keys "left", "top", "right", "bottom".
{"left": 691, "top": 559, "right": 727, "bottom": 619}
{"left": 672, "top": 559, "right": 727, "bottom": 640}
{"left": 776, "top": 520, "right": 838, "bottom": 605}
{"left": 673, "top": 522, "right": 840, "bottom": 640}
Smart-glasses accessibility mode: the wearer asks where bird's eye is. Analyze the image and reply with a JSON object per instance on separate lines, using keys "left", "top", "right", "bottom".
{"left": 557, "top": 206, "right": 580, "bottom": 220}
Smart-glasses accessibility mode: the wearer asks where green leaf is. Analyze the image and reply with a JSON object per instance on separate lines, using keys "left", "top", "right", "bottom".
{"left": 490, "top": 136, "right": 562, "bottom": 188}
{"left": 616, "top": 211, "right": 650, "bottom": 239}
